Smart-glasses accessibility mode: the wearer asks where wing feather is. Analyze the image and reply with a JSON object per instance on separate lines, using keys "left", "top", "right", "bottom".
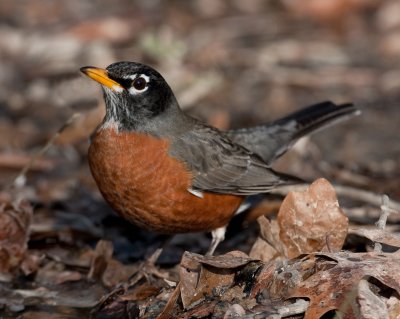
{"left": 169, "top": 123, "right": 301, "bottom": 195}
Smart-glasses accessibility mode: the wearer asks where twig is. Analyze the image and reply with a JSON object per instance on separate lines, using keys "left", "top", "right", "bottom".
{"left": 0, "top": 154, "right": 54, "bottom": 170}
{"left": 271, "top": 184, "right": 400, "bottom": 212}
{"left": 377, "top": 194, "right": 398, "bottom": 225}
{"left": 374, "top": 194, "right": 396, "bottom": 252}
{"left": 278, "top": 299, "right": 309, "bottom": 317}
{"left": 0, "top": 286, "right": 100, "bottom": 309}
{"left": 9, "top": 113, "right": 81, "bottom": 189}
{"left": 241, "top": 299, "right": 309, "bottom": 319}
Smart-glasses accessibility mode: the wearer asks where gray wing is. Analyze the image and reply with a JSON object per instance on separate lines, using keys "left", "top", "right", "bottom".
{"left": 169, "top": 123, "right": 301, "bottom": 196}
{"left": 226, "top": 102, "right": 359, "bottom": 164}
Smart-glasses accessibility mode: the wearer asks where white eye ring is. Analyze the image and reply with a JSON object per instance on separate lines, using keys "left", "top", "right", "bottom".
{"left": 127, "top": 74, "right": 150, "bottom": 95}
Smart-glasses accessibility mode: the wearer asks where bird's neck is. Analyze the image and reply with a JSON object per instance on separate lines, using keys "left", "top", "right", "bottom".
{"left": 101, "top": 99, "right": 193, "bottom": 138}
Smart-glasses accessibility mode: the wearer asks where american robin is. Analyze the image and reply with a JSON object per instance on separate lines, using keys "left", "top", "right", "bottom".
{"left": 80, "top": 61, "right": 359, "bottom": 255}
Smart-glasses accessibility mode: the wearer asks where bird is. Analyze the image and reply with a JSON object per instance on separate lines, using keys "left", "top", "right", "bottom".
{"left": 80, "top": 61, "right": 359, "bottom": 256}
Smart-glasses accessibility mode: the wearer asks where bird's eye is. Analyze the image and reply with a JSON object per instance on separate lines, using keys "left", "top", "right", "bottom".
{"left": 132, "top": 77, "right": 147, "bottom": 91}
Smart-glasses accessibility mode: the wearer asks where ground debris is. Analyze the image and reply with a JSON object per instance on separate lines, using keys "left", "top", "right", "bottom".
{"left": 288, "top": 252, "right": 400, "bottom": 318}
{"left": 251, "top": 178, "right": 348, "bottom": 262}
{"left": 0, "top": 0, "right": 399, "bottom": 317}
{"left": 0, "top": 197, "right": 32, "bottom": 274}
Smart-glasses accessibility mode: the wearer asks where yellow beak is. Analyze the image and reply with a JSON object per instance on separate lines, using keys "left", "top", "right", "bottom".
{"left": 80, "top": 66, "right": 124, "bottom": 92}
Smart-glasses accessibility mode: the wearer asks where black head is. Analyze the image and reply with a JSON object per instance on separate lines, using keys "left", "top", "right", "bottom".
{"left": 81, "top": 61, "right": 182, "bottom": 131}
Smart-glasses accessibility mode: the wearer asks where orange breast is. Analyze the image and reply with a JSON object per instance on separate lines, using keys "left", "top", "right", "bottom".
{"left": 88, "top": 126, "right": 244, "bottom": 233}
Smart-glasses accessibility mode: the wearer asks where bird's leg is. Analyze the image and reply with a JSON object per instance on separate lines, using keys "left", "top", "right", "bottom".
{"left": 206, "top": 226, "right": 227, "bottom": 256}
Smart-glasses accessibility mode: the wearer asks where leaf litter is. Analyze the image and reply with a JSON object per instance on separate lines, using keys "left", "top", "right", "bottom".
{"left": 1, "top": 1, "right": 400, "bottom": 318}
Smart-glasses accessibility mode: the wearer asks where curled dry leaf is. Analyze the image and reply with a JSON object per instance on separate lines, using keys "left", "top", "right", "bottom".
{"left": 250, "top": 251, "right": 400, "bottom": 318}
{"left": 288, "top": 252, "right": 400, "bottom": 319}
{"left": 157, "top": 282, "right": 181, "bottom": 319}
{"left": 277, "top": 178, "right": 348, "bottom": 258}
{"left": 250, "top": 217, "right": 282, "bottom": 262}
{"left": 88, "top": 239, "right": 113, "bottom": 282}
{"left": 0, "top": 198, "right": 32, "bottom": 273}
{"left": 349, "top": 227, "right": 400, "bottom": 248}
{"left": 101, "top": 259, "right": 139, "bottom": 288}
{"left": 179, "top": 251, "right": 253, "bottom": 309}
{"left": 86, "top": 239, "right": 139, "bottom": 288}
{"left": 178, "top": 301, "right": 218, "bottom": 319}
{"left": 249, "top": 236, "right": 279, "bottom": 262}
{"left": 251, "top": 179, "right": 348, "bottom": 262}
{"left": 120, "top": 282, "right": 161, "bottom": 302}
{"left": 187, "top": 250, "right": 251, "bottom": 269}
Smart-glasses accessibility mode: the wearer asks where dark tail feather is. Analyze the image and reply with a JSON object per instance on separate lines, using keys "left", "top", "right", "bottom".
{"left": 273, "top": 101, "right": 361, "bottom": 140}
{"left": 226, "top": 101, "right": 360, "bottom": 164}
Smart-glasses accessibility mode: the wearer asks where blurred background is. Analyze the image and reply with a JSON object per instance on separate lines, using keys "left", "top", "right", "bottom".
{"left": 0, "top": 0, "right": 399, "bottom": 260}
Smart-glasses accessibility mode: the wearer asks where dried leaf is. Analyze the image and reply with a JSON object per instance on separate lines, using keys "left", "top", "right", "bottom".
{"left": 157, "top": 282, "right": 181, "bottom": 319}
{"left": 250, "top": 216, "right": 284, "bottom": 262}
{"left": 249, "top": 236, "right": 279, "bottom": 262}
{"left": 0, "top": 283, "right": 105, "bottom": 310}
{"left": 358, "top": 279, "right": 389, "bottom": 319}
{"left": 179, "top": 252, "right": 202, "bottom": 309}
{"left": 178, "top": 301, "right": 217, "bottom": 319}
{"left": 45, "top": 246, "right": 93, "bottom": 268}
{"left": 88, "top": 239, "right": 113, "bottom": 281}
{"left": 289, "top": 252, "right": 400, "bottom": 318}
{"left": 223, "top": 304, "right": 246, "bottom": 319}
{"left": 349, "top": 227, "right": 400, "bottom": 248}
{"left": 36, "top": 261, "right": 82, "bottom": 285}
{"left": 282, "top": 0, "right": 377, "bottom": 25}
{"left": 93, "top": 297, "right": 140, "bottom": 319}
{"left": 249, "top": 262, "right": 277, "bottom": 299}
{"left": 192, "top": 250, "right": 251, "bottom": 268}
{"left": 101, "top": 259, "right": 138, "bottom": 288}
{"left": 120, "top": 282, "right": 160, "bottom": 301}
{"left": 53, "top": 271, "right": 83, "bottom": 284}
{"left": 20, "top": 252, "right": 41, "bottom": 276}
{"left": 179, "top": 251, "right": 253, "bottom": 309}
{"left": 387, "top": 295, "right": 400, "bottom": 319}
{"left": 0, "top": 198, "right": 32, "bottom": 273}
{"left": 277, "top": 178, "right": 348, "bottom": 258}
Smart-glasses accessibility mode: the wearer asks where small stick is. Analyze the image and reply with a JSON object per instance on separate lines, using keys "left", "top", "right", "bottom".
{"left": 9, "top": 113, "right": 81, "bottom": 189}
{"left": 241, "top": 298, "right": 309, "bottom": 319}
{"left": 374, "top": 194, "right": 395, "bottom": 253}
